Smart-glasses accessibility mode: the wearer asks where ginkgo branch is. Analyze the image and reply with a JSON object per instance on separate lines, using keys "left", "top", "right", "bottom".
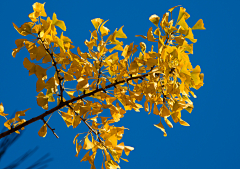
{"left": 66, "top": 104, "right": 106, "bottom": 148}
{"left": 41, "top": 118, "right": 59, "bottom": 139}
{"left": 0, "top": 71, "right": 153, "bottom": 139}
{"left": 96, "top": 56, "right": 103, "bottom": 89}
{"left": 37, "top": 37, "right": 65, "bottom": 103}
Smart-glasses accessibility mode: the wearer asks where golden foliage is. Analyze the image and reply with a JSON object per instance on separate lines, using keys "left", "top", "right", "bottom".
{"left": 0, "top": 2, "right": 205, "bottom": 169}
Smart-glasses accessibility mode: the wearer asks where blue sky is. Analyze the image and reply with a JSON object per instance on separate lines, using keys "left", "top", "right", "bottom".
{"left": 0, "top": 0, "right": 239, "bottom": 168}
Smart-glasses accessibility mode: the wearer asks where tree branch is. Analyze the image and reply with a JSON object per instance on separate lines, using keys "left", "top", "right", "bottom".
{"left": 41, "top": 118, "right": 59, "bottom": 139}
{"left": 0, "top": 70, "right": 153, "bottom": 139}
{"left": 38, "top": 37, "right": 64, "bottom": 103}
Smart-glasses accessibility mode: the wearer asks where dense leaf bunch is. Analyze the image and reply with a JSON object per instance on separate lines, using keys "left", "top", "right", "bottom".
{"left": 0, "top": 2, "right": 205, "bottom": 169}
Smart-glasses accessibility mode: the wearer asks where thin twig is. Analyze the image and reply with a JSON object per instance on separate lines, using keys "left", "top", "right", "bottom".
{"left": 41, "top": 118, "right": 59, "bottom": 139}
{"left": 38, "top": 36, "right": 65, "bottom": 103}
{"left": 66, "top": 104, "right": 106, "bottom": 148}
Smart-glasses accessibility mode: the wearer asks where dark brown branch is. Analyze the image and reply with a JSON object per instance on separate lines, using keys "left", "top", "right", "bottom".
{"left": 38, "top": 37, "right": 64, "bottom": 103}
{"left": 66, "top": 104, "right": 106, "bottom": 148}
{"left": 0, "top": 72, "right": 151, "bottom": 139}
{"left": 96, "top": 56, "right": 103, "bottom": 90}
{"left": 41, "top": 118, "right": 59, "bottom": 139}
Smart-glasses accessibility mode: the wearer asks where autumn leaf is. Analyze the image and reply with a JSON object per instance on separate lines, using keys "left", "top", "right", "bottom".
{"left": 52, "top": 13, "right": 66, "bottom": 31}
{"left": 115, "top": 26, "right": 127, "bottom": 39}
{"left": 100, "top": 20, "right": 110, "bottom": 36}
{"left": 83, "top": 136, "right": 94, "bottom": 150}
{"left": 38, "top": 124, "right": 47, "bottom": 137}
{"left": 154, "top": 121, "right": 167, "bottom": 137}
{"left": 13, "top": 22, "right": 34, "bottom": 36}
{"left": 192, "top": 19, "right": 206, "bottom": 30}
{"left": 91, "top": 18, "right": 104, "bottom": 31}
{"left": 147, "top": 27, "right": 157, "bottom": 42}
{"left": 124, "top": 146, "right": 134, "bottom": 156}
{"left": 0, "top": 103, "right": 8, "bottom": 118}
{"left": 149, "top": 14, "right": 160, "bottom": 27}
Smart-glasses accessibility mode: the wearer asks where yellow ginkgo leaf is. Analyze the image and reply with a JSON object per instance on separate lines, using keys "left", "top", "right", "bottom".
{"left": 179, "top": 118, "right": 190, "bottom": 126}
{"left": 75, "top": 143, "right": 82, "bottom": 157}
{"left": 72, "top": 115, "right": 81, "bottom": 128}
{"left": 115, "top": 26, "right": 127, "bottom": 39}
{"left": 139, "top": 42, "right": 146, "bottom": 53}
{"left": 81, "top": 151, "right": 90, "bottom": 162}
{"left": 107, "top": 134, "right": 118, "bottom": 147}
{"left": 0, "top": 104, "right": 3, "bottom": 114}
{"left": 91, "top": 18, "right": 104, "bottom": 31}
{"left": 13, "top": 22, "right": 34, "bottom": 36}
{"left": 144, "top": 100, "right": 149, "bottom": 112}
{"left": 192, "top": 19, "right": 206, "bottom": 30}
{"left": 36, "top": 45, "right": 47, "bottom": 61}
{"left": 149, "top": 14, "right": 160, "bottom": 27}
{"left": 36, "top": 78, "right": 46, "bottom": 92}
{"left": 154, "top": 121, "right": 167, "bottom": 137}
{"left": 35, "top": 65, "right": 47, "bottom": 79}
{"left": 4, "top": 119, "right": 15, "bottom": 130}
{"left": 38, "top": 124, "right": 47, "bottom": 137}
{"left": 185, "top": 28, "right": 197, "bottom": 43}
{"left": 177, "top": 7, "right": 190, "bottom": 22}
{"left": 83, "top": 136, "right": 94, "bottom": 150}
{"left": 124, "top": 146, "right": 134, "bottom": 156}
{"left": 52, "top": 13, "right": 66, "bottom": 31}
{"left": 153, "top": 103, "right": 159, "bottom": 115}
{"left": 32, "top": 2, "right": 47, "bottom": 17}
{"left": 23, "top": 57, "right": 35, "bottom": 71}
{"left": 160, "top": 104, "right": 170, "bottom": 117}
{"left": 36, "top": 92, "right": 48, "bottom": 110}
{"left": 61, "top": 111, "right": 73, "bottom": 127}
{"left": 147, "top": 27, "right": 157, "bottom": 42}
{"left": 164, "top": 117, "right": 173, "bottom": 128}
{"left": 100, "top": 20, "right": 110, "bottom": 36}
{"left": 177, "top": 17, "right": 189, "bottom": 30}
{"left": 14, "top": 108, "right": 30, "bottom": 122}
{"left": 76, "top": 77, "right": 89, "bottom": 90}
{"left": 120, "top": 158, "right": 129, "bottom": 162}
{"left": 191, "top": 65, "right": 201, "bottom": 85}
{"left": 129, "top": 60, "right": 139, "bottom": 73}
{"left": 135, "top": 35, "right": 147, "bottom": 39}
{"left": 168, "top": 5, "right": 181, "bottom": 13}
{"left": 109, "top": 45, "right": 124, "bottom": 53}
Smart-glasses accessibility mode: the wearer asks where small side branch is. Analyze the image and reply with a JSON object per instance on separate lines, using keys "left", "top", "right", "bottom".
{"left": 96, "top": 56, "right": 103, "bottom": 89}
{"left": 66, "top": 104, "right": 106, "bottom": 148}
{"left": 38, "top": 36, "right": 64, "bottom": 103}
{"left": 41, "top": 118, "right": 59, "bottom": 139}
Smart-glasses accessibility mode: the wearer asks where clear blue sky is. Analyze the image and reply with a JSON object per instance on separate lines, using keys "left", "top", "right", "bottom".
{"left": 0, "top": 0, "right": 239, "bottom": 168}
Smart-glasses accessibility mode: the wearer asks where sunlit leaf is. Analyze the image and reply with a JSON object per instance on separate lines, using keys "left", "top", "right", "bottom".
{"left": 83, "top": 136, "right": 94, "bottom": 150}
{"left": 91, "top": 18, "right": 104, "bottom": 31}
{"left": 154, "top": 121, "right": 167, "bottom": 137}
{"left": 73, "top": 115, "right": 81, "bottom": 128}
{"left": 0, "top": 103, "right": 8, "bottom": 117}
{"left": 38, "top": 124, "right": 47, "bottom": 137}
{"left": 192, "top": 19, "right": 206, "bottom": 30}
{"left": 191, "top": 65, "right": 201, "bottom": 85}
{"left": 13, "top": 22, "right": 34, "bottom": 36}
{"left": 160, "top": 104, "right": 170, "bottom": 117}
{"left": 179, "top": 118, "right": 190, "bottom": 126}
{"left": 149, "top": 14, "right": 160, "bottom": 27}
{"left": 100, "top": 20, "right": 110, "bottom": 36}
{"left": 52, "top": 13, "right": 66, "bottom": 31}
{"left": 147, "top": 27, "right": 157, "bottom": 42}
{"left": 124, "top": 146, "right": 134, "bottom": 156}
{"left": 168, "top": 5, "right": 181, "bottom": 13}
{"left": 115, "top": 26, "right": 127, "bottom": 38}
